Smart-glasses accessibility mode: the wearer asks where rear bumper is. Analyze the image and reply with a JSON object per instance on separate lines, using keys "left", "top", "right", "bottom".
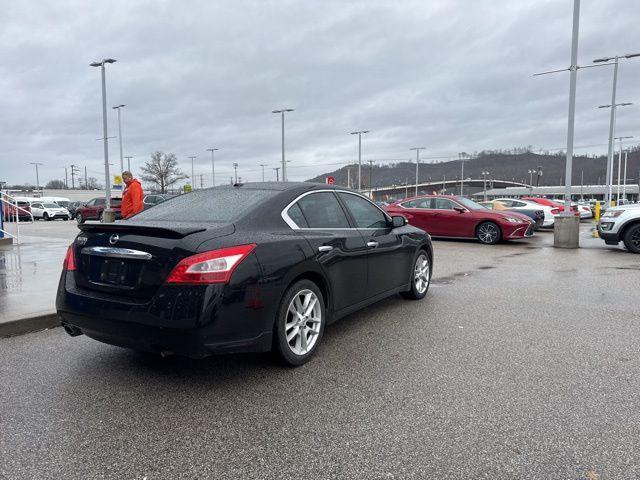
{"left": 56, "top": 271, "right": 276, "bottom": 357}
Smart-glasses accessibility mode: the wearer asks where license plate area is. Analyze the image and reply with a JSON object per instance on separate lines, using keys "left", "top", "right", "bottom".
{"left": 91, "top": 258, "right": 142, "bottom": 289}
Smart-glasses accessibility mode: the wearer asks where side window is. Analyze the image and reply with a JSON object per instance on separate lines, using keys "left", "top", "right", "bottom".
{"left": 286, "top": 203, "right": 309, "bottom": 228}
{"left": 96, "top": 198, "right": 106, "bottom": 206}
{"left": 338, "top": 193, "right": 388, "bottom": 229}
{"left": 512, "top": 201, "right": 526, "bottom": 207}
{"left": 434, "top": 198, "right": 455, "bottom": 210}
{"left": 401, "top": 200, "right": 417, "bottom": 209}
{"left": 296, "top": 192, "right": 350, "bottom": 229}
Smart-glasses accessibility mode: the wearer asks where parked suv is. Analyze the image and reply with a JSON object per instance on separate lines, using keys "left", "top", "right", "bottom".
{"left": 76, "top": 197, "right": 122, "bottom": 224}
{"left": 598, "top": 204, "right": 640, "bottom": 253}
{"left": 30, "top": 201, "right": 71, "bottom": 221}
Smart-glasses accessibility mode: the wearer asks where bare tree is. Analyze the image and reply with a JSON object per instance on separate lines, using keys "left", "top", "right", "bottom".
{"left": 140, "top": 152, "right": 187, "bottom": 193}
{"left": 45, "top": 179, "right": 66, "bottom": 189}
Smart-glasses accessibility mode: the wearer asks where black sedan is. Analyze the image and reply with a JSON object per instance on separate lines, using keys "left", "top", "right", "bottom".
{"left": 56, "top": 182, "right": 433, "bottom": 365}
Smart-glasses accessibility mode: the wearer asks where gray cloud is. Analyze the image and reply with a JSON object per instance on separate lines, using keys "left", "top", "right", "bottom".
{"left": 1, "top": 0, "right": 639, "bottom": 187}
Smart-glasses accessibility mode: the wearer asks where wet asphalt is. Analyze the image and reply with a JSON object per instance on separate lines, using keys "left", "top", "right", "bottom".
{"left": 1, "top": 225, "right": 639, "bottom": 479}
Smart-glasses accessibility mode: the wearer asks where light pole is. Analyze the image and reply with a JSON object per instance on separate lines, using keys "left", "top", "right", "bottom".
{"left": 90, "top": 58, "right": 117, "bottom": 222}
{"left": 112, "top": 104, "right": 125, "bottom": 172}
{"left": 410, "top": 147, "right": 425, "bottom": 197}
{"left": 528, "top": 169, "right": 536, "bottom": 194}
{"left": 124, "top": 156, "right": 133, "bottom": 171}
{"left": 273, "top": 167, "right": 280, "bottom": 182}
{"left": 29, "top": 162, "right": 43, "bottom": 194}
{"left": 481, "top": 171, "right": 490, "bottom": 201}
{"left": 272, "top": 109, "right": 293, "bottom": 181}
{"left": 232, "top": 163, "right": 239, "bottom": 184}
{"left": 622, "top": 150, "right": 629, "bottom": 201}
{"left": 593, "top": 52, "right": 640, "bottom": 206}
{"left": 598, "top": 102, "right": 633, "bottom": 205}
{"left": 368, "top": 160, "right": 374, "bottom": 198}
{"left": 459, "top": 153, "right": 469, "bottom": 196}
{"left": 350, "top": 130, "right": 370, "bottom": 191}
{"left": 206, "top": 148, "right": 219, "bottom": 187}
{"left": 614, "top": 135, "right": 633, "bottom": 202}
{"left": 260, "top": 164, "right": 267, "bottom": 182}
{"left": 188, "top": 155, "right": 197, "bottom": 188}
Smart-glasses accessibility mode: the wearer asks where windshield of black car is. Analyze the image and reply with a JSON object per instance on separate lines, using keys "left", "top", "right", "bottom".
{"left": 457, "top": 197, "right": 488, "bottom": 210}
{"left": 132, "top": 187, "right": 277, "bottom": 222}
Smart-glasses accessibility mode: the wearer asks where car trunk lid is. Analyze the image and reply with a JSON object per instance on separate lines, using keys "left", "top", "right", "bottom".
{"left": 72, "top": 221, "right": 234, "bottom": 300}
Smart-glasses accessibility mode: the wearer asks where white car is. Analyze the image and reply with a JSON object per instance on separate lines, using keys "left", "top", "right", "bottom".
{"left": 598, "top": 204, "right": 640, "bottom": 253}
{"left": 574, "top": 202, "right": 593, "bottom": 219}
{"left": 29, "top": 202, "right": 71, "bottom": 221}
{"left": 493, "top": 198, "right": 557, "bottom": 227}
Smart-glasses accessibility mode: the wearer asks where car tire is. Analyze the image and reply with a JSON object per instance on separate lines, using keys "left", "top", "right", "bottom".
{"left": 274, "top": 279, "right": 326, "bottom": 366}
{"left": 476, "top": 221, "right": 501, "bottom": 245}
{"left": 76, "top": 213, "right": 84, "bottom": 224}
{"left": 401, "top": 250, "right": 431, "bottom": 300}
{"left": 43, "top": 213, "right": 50, "bottom": 221}
{"left": 99, "top": 211, "right": 104, "bottom": 223}
{"left": 622, "top": 224, "right": 640, "bottom": 253}
{"left": 63, "top": 217, "right": 68, "bottom": 221}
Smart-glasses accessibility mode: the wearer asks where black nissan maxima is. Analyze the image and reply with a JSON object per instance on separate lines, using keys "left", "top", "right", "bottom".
{"left": 56, "top": 182, "right": 433, "bottom": 365}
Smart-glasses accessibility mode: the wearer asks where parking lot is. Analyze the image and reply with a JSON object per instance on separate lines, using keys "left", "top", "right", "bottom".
{"left": 1, "top": 221, "right": 638, "bottom": 479}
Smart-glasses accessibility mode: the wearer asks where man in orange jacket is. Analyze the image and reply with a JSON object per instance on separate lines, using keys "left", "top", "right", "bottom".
{"left": 121, "top": 171, "right": 144, "bottom": 219}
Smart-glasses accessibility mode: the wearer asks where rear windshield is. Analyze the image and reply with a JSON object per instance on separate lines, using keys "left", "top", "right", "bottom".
{"left": 132, "top": 187, "right": 277, "bottom": 222}
{"left": 111, "top": 198, "right": 122, "bottom": 206}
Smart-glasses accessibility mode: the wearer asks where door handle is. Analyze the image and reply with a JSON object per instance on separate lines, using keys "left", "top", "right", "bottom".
{"left": 366, "top": 241, "right": 379, "bottom": 248}
{"left": 318, "top": 245, "right": 333, "bottom": 252}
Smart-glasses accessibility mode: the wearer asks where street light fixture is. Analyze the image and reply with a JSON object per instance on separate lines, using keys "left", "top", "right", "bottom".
{"left": 597, "top": 102, "right": 633, "bottom": 204}
{"left": 206, "top": 148, "right": 219, "bottom": 187}
{"left": 593, "top": 52, "right": 640, "bottom": 206}
{"left": 410, "top": 147, "right": 426, "bottom": 197}
{"left": 112, "top": 104, "right": 126, "bottom": 173}
{"left": 350, "top": 130, "right": 370, "bottom": 191}
{"left": 272, "top": 109, "right": 294, "bottom": 181}
{"left": 90, "top": 58, "right": 117, "bottom": 222}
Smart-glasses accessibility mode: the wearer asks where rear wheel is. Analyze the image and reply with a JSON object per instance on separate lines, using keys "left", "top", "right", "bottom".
{"left": 476, "top": 221, "right": 501, "bottom": 245}
{"left": 76, "top": 213, "right": 84, "bottom": 224}
{"left": 401, "top": 250, "right": 431, "bottom": 300}
{"left": 43, "top": 212, "right": 50, "bottom": 221}
{"left": 274, "top": 280, "right": 325, "bottom": 366}
{"left": 622, "top": 224, "right": 640, "bottom": 253}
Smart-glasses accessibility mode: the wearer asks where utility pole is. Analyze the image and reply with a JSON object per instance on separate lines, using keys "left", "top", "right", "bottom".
{"left": 29, "top": 162, "right": 43, "bottom": 194}
{"left": 273, "top": 167, "right": 280, "bottom": 182}
{"left": 188, "top": 155, "right": 197, "bottom": 189}
{"left": 272, "top": 108, "right": 294, "bottom": 181}
{"left": 350, "top": 130, "right": 370, "bottom": 190}
{"left": 368, "top": 160, "right": 374, "bottom": 198}
{"left": 206, "top": 148, "right": 219, "bottom": 187}
{"left": 90, "top": 57, "right": 117, "bottom": 222}
{"left": 112, "top": 104, "right": 125, "bottom": 172}
{"left": 410, "top": 147, "right": 426, "bottom": 197}
{"left": 259, "top": 164, "right": 267, "bottom": 182}
{"left": 65, "top": 167, "right": 68, "bottom": 189}
{"left": 84, "top": 166, "right": 88, "bottom": 189}
{"left": 233, "top": 163, "right": 239, "bottom": 184}
{"left": 124, "top": 156, "right": 133, "bottom": 172}
{"left": 69, "top": 164, "right": 80, "bottom": 189}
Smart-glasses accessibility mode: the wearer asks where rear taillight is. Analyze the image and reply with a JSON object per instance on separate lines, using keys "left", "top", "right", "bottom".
{"left": 551, "top": 208, "right": 560, "bottom": 215}
{"left": 63, "top": 245, "right": 77, "bottom": 271}
{"left": 166, "top": 244, "right": 256, "bottom": 284}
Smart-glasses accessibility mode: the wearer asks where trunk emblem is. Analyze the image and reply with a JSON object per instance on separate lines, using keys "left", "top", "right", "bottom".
{"left": 109, "top": 234, "right": 119, "bottom": 245}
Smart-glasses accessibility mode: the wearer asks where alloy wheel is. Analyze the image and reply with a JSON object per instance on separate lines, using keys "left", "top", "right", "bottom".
{"left": 414, "top": 253, "right": 430, "bottom": 294}
{"left": 478, "top": 223, "right": 499, "bottom": 244}
{"left": 284, "top": 289, "right": 322, "bottom": 356}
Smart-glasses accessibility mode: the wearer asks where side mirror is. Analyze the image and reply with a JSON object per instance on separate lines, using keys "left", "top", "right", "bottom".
{"left": 391, "top": 215, "right": 407, "bottom": 228}
{"left": 454, "top": 206, "right": 466, "bottom": 213}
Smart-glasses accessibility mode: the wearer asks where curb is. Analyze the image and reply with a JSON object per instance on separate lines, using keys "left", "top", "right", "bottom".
{"left": 0, "top": 313, "right": 61, "bottom": 338}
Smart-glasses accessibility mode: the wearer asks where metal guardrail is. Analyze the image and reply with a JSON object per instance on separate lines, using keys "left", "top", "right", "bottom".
{"left": 0, "top": 193, "right": 35, "bottom": 244}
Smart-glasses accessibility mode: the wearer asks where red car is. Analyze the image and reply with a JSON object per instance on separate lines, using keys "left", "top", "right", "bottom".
{"left": 2, "top": 200, "right": 31, "bottom": 222}
{"left": 75, "top": 197, "right": 122, "bottom": 224}
{"left": 385, "top": 195, "right": 534, "bottom": 245}
{"left": 522, "top": 197, "right": 579, "bottom": 217}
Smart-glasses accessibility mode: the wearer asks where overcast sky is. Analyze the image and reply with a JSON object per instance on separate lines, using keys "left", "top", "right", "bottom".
{"left": 1, "top": 0, "right": 639, "bottom": 187}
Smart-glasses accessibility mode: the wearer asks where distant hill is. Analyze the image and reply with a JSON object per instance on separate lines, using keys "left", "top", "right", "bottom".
{"left": 307, "top": 147, "right": 640, "bottom": 189}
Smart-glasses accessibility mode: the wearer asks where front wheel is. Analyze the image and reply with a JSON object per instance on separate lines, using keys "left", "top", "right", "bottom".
{"left": 401, "top": 250, "right": 431, "bottom": 300}
{"left": 274, "top": 280, "right": 325, "bottom": 366}
{"left": 476, "top": 221, "right": 501, "bottom": 245}
{"left": 76, "top": 213, "right": 84, "bottom": 224}
{"left": 43, "top": 213, "right": 50, "bottom": 221}
{"left": 623, "top": 224, "right": 640, "bottom": 253}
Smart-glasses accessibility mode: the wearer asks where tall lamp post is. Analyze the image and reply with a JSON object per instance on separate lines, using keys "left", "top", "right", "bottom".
{"left": 188, "top": 155, "right": 197, "bottom": 188}
{"left": 481, "top": 171, "right": 490, "bottom": 201}
{"left": 350, "top": 130, "right": 370, "bottom": 191}
{"left": 598, "top": 102, "right": 633, "bottom": 205}
{"left": 272, "top": 109, "right": 294, "bottom": 182}
{"left": 614, "top": 135, "right": 633, "bottom": 202}
{"left": 29, "top": 162, "right": 43, "bottom": 194}
{"left": 232, "top": 163, "right": 239, "bottom": 184}
{"left": 410, "top": 147, "right": 425, "bottom": 197}
{"left": 112, "top": 104, "right": 126, "bottom": 172}
{"left": 260, "top": 164, "right": 267, "bottom": 182}
{"left": 206, "top": 148, "right": 219, "bottom": 187}
{"left": 90, "top": 58, "right": 117, "bottom": 222}
{"left": 124, "top": 156, "right": 133, "bottom": 171}
{"left": 458, "top": 153, "right": 469, "bottom": 196}
{"left": 593, "top": 52, "right": 640, "bottom": 206}
{"left": 273, "top": 167, "right": 280, "bottom": 182}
